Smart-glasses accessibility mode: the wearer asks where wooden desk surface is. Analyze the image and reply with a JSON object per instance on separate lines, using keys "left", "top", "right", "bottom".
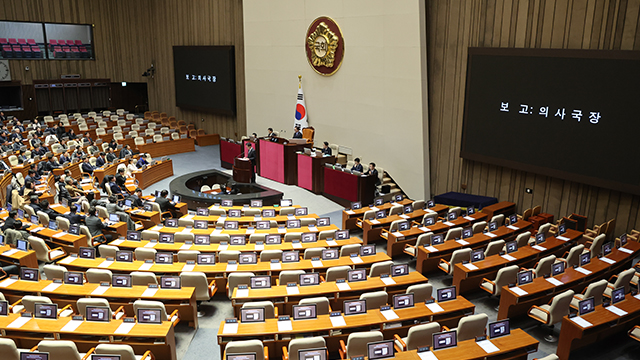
{"left": 231, "top": 271, "right": 427, "bottom": 301}
{"left": 498, "top": 241, "right": 640, "bottom": 320}
{"left": 217, "top": 297, "right": 474, "bottom": 338}
{"left": 415, "top": 220, "right": 532, "bottom": 274}
{"left": 557, "top": 294, "right": 640, "bottom": 360}
{"left": 453, "top": 229, "right": 583, "bottom": 294}
{"left": 207, "top": 204, "right": 302, "bottom": 212}
{"left": 109, "top": 237, "right": 362, "bottom": 254}
{"left": 341, "top": 199, "right": 417, "bottom": 229}
{"left": 361, "top": 209, "right": 441, "bottom": 244}
{"left": 142, "top": 224, "right": 340, "bottom": 236}
{"left": 136, "top": 137, "right": 195, "bottom": 158}
{"left": 187, "top": 213, "right": 319, "bottom": 224}
{"left": 386, "top": 329, "right": 537, "bottom": 360}
{"left": 133, "top": 159, "right": 174, "bottom": 189}
{"left": 0, "top": 245, "right": 38, "bottom": 268}
{"left": 59, "top": 252, "right": 392, "bottom": 276}
{"left": 480, "top": 201, "right": 516, "bottom": 219}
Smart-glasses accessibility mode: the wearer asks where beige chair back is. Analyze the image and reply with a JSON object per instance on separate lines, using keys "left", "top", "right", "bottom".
{"left": 241, "top": 301, "right": 276, "bottom": 318}
{"left": 43, "top": 264, "right": 68, "bottom": 280}
{"left": 325, "top": 265, "right": 350, "bottom": 282}
{"left": 22, "top": 295, "right": 52, "bottom": 312}
{"left": 299, "top": 297, "right": 331, "bottom": 315}
{"left": 287, "top": 337, "right": 326, "bottom": 360}
{"left": 37, "top": 340, "right": 82, "bottom": 360}
{"left": 86, "top": 269, "right": 113, "bottom": 283}
{"left": 225, "top": 340, "right": 265, "bottom": 360}
{"left": 584, "top": 279, "right": 609, "bottom": 306}
{"left": 369, "top": 260, "right": 393, "bottom": 277}
{"left": 279, "top": 270, "right": 305, "bottom": 285}
{"left": 227, "top": 272, "right": 255, "bottom": 297}
{"left": 406, "top": 322, "right": 441, "bottom": 350}
{"left": 133, "top": 300, "right": 168, "bottom": 321}
{"left": 135, "top": 248, "right": 157, "bottom": 261}
{"left": 360, "top": 290, "right": 388, "bottom": 310}
{"left": 131, "top": 271, "right": 158, "bottom": 286}
{"left": 0, "top": 338, "right": 20, "bottom": 360}
{"left": 94, "top": 344, "right": 138, "bottom": 360}
{"left": 177, "top": 250, "right": 200, "bottom": 262}
{"left": 547, "top": 289, "right": 575, "bottom": 324}
{"left": 456, "top": 313, "right": 488, "bottom": 341}
{"left": 77, "top": 298, "right": 112, "bottom": 318}
{"left": 444, "top": 227, "right": 462, "bottom": 241}
{"left": 492, "top": 265, "right": 519, "bottom": 296}
{"left": 407, "top": 283, "right": 432, "bottom": 303}
{"left": 180, "top": 272, "right": 211, "bottom": 301}
{"left": 345, "top": 331, "right": 383, "bottom": 359}
{"left": 534, "top": 254, "right": 556, "bottom": 278}
{"left": 484, "top": 240, "right": 505, "bottom": 257}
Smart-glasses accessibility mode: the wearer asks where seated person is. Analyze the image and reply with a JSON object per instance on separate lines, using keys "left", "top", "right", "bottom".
{"left": 39, "top": 200, "right": 58, "bottom": 220}
{"left": 109, "top": 176, "right": 124, "bottom": 196}
{"left": 106, "top": 148, "right": 118, "bottom": 162}
{"left": 351, "top": 157, "right": 364, "bottom": 172}
{"left": 85, "top": 207, "right": 112, "bottom": 246}
{"left": 156, "top": 189, "right": 177, "bottom": 217}
{"left": 106, "top": 195, "right": 135, "bottom": 230}
{"left": 364, "top": 162, "right": 381, "bottom": 185}
{"left": 119, "top": 144, "right": 133, "bottom": 159}
{"left": 322, "top": 141, "right": 332, "bottom": 156}
{"left": 292, "top": 125, "right": 303, "bottom": 139}
{"left": 126, "top": 188, "right": 144, "bottom": 208}
{"left": 136, "top": 155, "right": 149, "bottom": 169}
{"left": 64, "top": 205, "right": 86, "bottom": 225}
{"left": 81, "top": 157, "right": 95, "bottom": 174}
{"left": 115, "top": 167, "right": 127, "bottom": 189}
{"left": 95, "top": 152, "right": 107, "bottom": 167}
{"left": 65, "top": 177, "right": 86, "bottom": 201}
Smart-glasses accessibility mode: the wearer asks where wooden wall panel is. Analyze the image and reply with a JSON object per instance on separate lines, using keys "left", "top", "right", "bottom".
{"left": 428, "top": 0, "right": 640, "bottom": 236}
{"left": 0, "top": 0, "right": 246, "bottom": 139}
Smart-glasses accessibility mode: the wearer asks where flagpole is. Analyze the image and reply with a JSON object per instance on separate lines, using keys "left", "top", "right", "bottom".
{"left": 298, "top": 75, "right": 302, "bottom": 89}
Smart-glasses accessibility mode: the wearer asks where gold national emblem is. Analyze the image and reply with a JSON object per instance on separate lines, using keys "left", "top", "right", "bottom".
{"left": 305, "top": 17, "right": 344, "bottom": 76}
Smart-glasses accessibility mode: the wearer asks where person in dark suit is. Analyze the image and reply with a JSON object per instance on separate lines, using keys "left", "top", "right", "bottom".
{"left": 29, "top": 195, "right": 43, "bottom": 214}
{"left": 64, "top": 204, "right": 85, "bottom": 225}
{"left": 81, "top": 157, "right": 94, "bottom": 174}
{"left": 351, "top": 158, "right": 364, "bottom": 172}
{"left": 136, "top": 156, "right": 149, "bottom": 168}
{"left": 2, "top": 210, "right": 29, "bottom": 232}
{"left": 59, "top": 152, "right": 71, "bottom": 165}
{"left": 267, "top": 128, "right": 278, "bottom": 142}
{"left": 0, "top": 112, "right": 6, "bottom": 122}
{"left": 322, "top": 141, "right": 332, "bottom": 156}
{"left": 95, "top": 152, "right": 106, "bottom": 167}
{"left": 106, "top": 148, "right": 117, "bottom": 162}
{"left": 85, "top": 207, "right": 112, "bottom": 246}
{"left": 365, "top": 162, "right": 381, "bottom": 186}
{"left": 155, "top": 189, "right": 176, "bottom": 216}
{"left": 126, "top": 188, "right": 144, "bottom": 208}
{"left": 109, "top": 177, "right": 123, "bottom": 196}
{"left": 115, "top": 168, "right": 127, "bottom": 189}
{"left": 0, "top": 159, "right": 10, "bottom": 172}
{"left": 119, "top": 144, "right": 133, "bottom": 159}
{"left": 39, "top": 200, "right": 58, "bottom": 220}
{"left": 56, "top": 176, "right": 71, "bottom": 203}
{"left": 67, "top": 128, "right": 77, "bottom": 140}
{"left": 292, "top": 125, "right": 303, "bottom": 139}
{"left": 247, "top": 142, "right": 256, "bottom": 183}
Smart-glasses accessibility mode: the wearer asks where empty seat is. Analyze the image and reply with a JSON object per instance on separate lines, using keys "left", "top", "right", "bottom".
{"left": 36, "top": 340, "right": 83, "bottom": 360}
{"left": 603, "top": 268, "right": 635, "bottom": 298}
{"left": 528, "top": 289, "right": 574, "bottom": 341}
{"left": 133, "top": 300, "right": 179, "bottom": 325}
{"left": 227, "top": 272, "right": 255, "bottom": 298}
{"left": 340, "top": 331, "right": 383, "bottom": 359}
{"left": 438, "top": 248, "right": 471, "bottom": 275}
{"left": 369, "top": 260, "right": 393, "bottom": 277}
{"left": 571, "top": 279, "right": 608, "bottom": 309}
{"left": 131, "top": 271, "right": 158, "bottom": 286}
{"left": 86, "top": 269, "right": 112, "bottom": 283}
{"left": 299, "top": 297, "right": 331, "bottom": 315}
{"left": 480, "top": 265, "right": 519, "bottom": 297}
{"left": 241, "top": 301, "right": 276, "bottom": 318}
{"left": 407, "top": 283, "right": 432, "bottom": 303}
{"left": 180, "top": 271, "right": 215, "bottom": 301}
{"left": 452, "top": 313, "right": 488, "bottom": 341}
{"left": 94, "top": 344, "right": 153, "bottom": 360}
{"left": 359, "top": 290, "right": 388, "bottom": 310}
{"left": 224, "top": 340, "right": 266, "bottom": 360}
{"left": 284, "top": 337, "right": 326, "bottom": 360}
{"left": 484, "top": 240, "right": 505, "bottom": 257}
{"left": 135, "top": 247, "right": 157, "bottom": 261}
{"left": 395, "top": 322, "right": 441, "bottom": 351}
{"left": 325, "top": 265, "right": 350, "bottom": 282}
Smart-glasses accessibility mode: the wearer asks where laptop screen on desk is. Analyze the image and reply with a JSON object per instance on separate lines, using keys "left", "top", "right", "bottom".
{"left": 69, "top": 225, "right": 80, "bottom": 235}
{"left": 393, "top": 293, "right": 414, "bottom": 309}
{"left": 343, "top": 300, "right": 366, "bottom": 315}
{"left": 20, "top": 267, "right": 39, "bottom": 281}
{"left": 578, "top": 297, "right": 595, "bottom": 316}
{"left": 137, "top": 308, "right": 162, "bottom": 324}
{"left": 437, "top": 286, "right": 456, "bottom": 302}
{"left": 368, "top": 340, "right": 394, "bottom": 359}
{"left": 86, "top": 306, "right": 110, "bottom": 322}
{"left": 48, "top": 220, "right": 58, "bottom": 230}
{"left": 108, "top": 214, "right": 119, "bottom": 223}
{"left": 348, "top": 269, "right": 367, "bottom": 282}
{"left": 250, "top": 276, "right": 271, "bottom": 289}
{"left": 240, "top": 308, "right": 265, "bottom": 323}
{"left": 34, "top": 303, "right": 57, "bottom": 319}
{"left": 433, "top": 331, "right": 457, "bottom": 350}
{"left": 0, "top": 300, "right": 8, "bottom": 316}
{"left": 292, "top": 304, "right": 317, "bottom": 320}
{"left": 298, "top": 348, "right": 326, "bottom": 360}
{"left": 17, "top": 239, "right": 28, "bottom": 252}
{"left": 112, "top": 274, "right": 132, "bottom": 288}
{"left": 64, "top": 272, "right": 83, "bottom": 285}
{"left": 488, "top": 319, "right": 510, "bottom": 339}
{"left": 30, "top": 215, "right": 39, "bottom": 224}
{"left": 517, "top": 270, "right": 533, "bottom": 286}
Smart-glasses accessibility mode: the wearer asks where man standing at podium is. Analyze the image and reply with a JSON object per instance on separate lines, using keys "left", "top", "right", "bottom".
{"left": 247, "top": 142, "right": 256, "bottom": 183}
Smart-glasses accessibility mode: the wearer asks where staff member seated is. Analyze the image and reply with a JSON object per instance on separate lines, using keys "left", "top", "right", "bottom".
{"left": 293, "top": 125, "right": 303, "bottom": 139}
{"left": 322, "top": 141, "right": 332, "bottom": 156}
{"left": 81, "top": 157, "right": 95, "bottom": 174}
{"left": 351, "top": 158, "right": 363, "bottom": 172}
{"left": 364, "top": 162, "right": 380, "bottom": 185}
{"left": 136, "top": 155, "right": 149, "bottom": 169}
{"left": 86, "top": 207, "right": 111, "bottom": 249}
{"left": 156, "top": 189, "right": 177, "bottom": 217}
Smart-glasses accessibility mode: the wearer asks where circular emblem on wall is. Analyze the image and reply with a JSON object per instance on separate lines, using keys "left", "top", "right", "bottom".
{"left": 305, "top": 16, "right": 344, "bottom": 76}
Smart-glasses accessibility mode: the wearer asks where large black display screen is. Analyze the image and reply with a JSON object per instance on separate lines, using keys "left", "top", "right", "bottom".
{"left": 173, "top": 46, "right": 236, "bottom": 115}
{"left": 461, "top": 48, "right": 640, "bottom": 194}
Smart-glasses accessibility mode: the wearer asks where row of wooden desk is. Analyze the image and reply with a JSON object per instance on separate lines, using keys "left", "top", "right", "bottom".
{"left": 453, "top": 229, "right": 582, "bottom": 294}
{"left": 498, "top": 241, "right": 640, "bottom": 320}
{"left": 141, "top": 223, "right": 340, "bottom": 237}
{"left": 416, "top": 220, "right": 533, "bottom": 273}
{"left": 342, "top": 199, "right": 418, "bottom": 229}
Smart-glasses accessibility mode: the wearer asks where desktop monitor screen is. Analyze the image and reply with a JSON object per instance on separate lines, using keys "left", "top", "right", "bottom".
{"left": 509, "top": 214, "right": 518, "bottom": 224}
{"left": 447, "top": 211, "right": 458, "bottom": 221}
{"left": 124, "top": 199, "right": 132, "bottom": 207}
{"left": 462, "top": 227, "right": 473, "bottom": 239}
{"left": 226, "top": 354, "right": 256, "bottom": 360}
{"left": 280, "top": 199, "right": 293, "bottom": 207}
{"left": 301, "top": 232, "right": 317, "bottom": 243}
{"left": 265, "top": 235, "right": 281, "bottom": 244}
{"left": 398, "top": 221, "right": 411, "bottom": 231}
{"left": 239, "top": 252, "right": 257, "bottom": 264}
{"left": 221, "top": 199, "right": 234, "bottom": 207}
{"left": 250, "top": 276, "right": 271, "bottom": 289}
{"left": 155, "top": 252, "right": 173, "bottom": 264}
{"left": 316, "top": 217, "right": 330, "bottom": 226}
{"left": 335, "top": 230, "right": 349, "bottom": 240}
{"left": 20, "top": 267, "right": 39, "bottom": 281}
{"left": 137, "top": 308, "right": 162, "bottom": 324}
{"left": 611, "top": 287, "right": 625, "bottom": 305}
{"left": 228, "top": 209, "right": 242, "bottom": 217}
{"left": 79, "top": 247, "right": 96, "bottom": 259}
{"left": 392, "top": 264, "right": 409, "bottom": 277}
{"left": 287, "top": 219, "right": 301, "bottom": 228}
{"left": 427, "top": 200, "right": 435, "bottom": 207}
{"left": 0, "top": 300, "right": 8, "bottom": 316}
{"left": 506, "top": 241, "right": 518, "bottom": 253}
{"left": 17, "top": 209, "right": 24, "bottom": 219}
{"left": 348, "top": 269, "right": 367, "bottom": 282}
{"left": 240, "top": 308, "right": 265, "bottom": 323}
{"left": 351, "top": 201, "right": 362, "bottom": 210}
{"left": 292, "top": 304, "right": 317, "bottom": 320}
{"left": 159, "top": 233, "right": 174, "bottom": 244}
{"left": 197, "top": 208, "right": 209, "bottom": 216}
{"left": 602, "top": 242, "right": 613, "bottom": 256}
{"left": 172, "top": 195, "right": 181, "bottom": 203}
{"left": 92, "top": 355, "right": 121, "bottom": 360}
{"left": 367, "top": 340, "right": 395, "bottom": 360}
{"left": 64, "top": 271, "right": 84, "bottom": 285}
{"left": 194, "top": 235, "right": 210, "bottom": 245}
{"left": 34, "top": 303, "right": 57, "bottom": 319}
{"left": 297, "top": 348, "right": 327, "bottom": 360}
{"left": 467, "top": 207, "right": 475, "bottom": 215}
{"left": 394, "top": 194, "right": 403, "bottom": 202}
{"left": 620, "top": 233, "right": 628, "bottom": 247}
{"left": 197, "top": 254, "right": 216, "bottom": 265}
{"left": 116, "top": 250, "right": 133, "bottom": 262}
{"left": 343, "top": 300, "right": 367, "bottom": 315}
{"left": 404, "top": 205, "right": 413, "bottom": 214}
{"left": 282, "top": 251, "right": 299, "bottom": 263}
{"left": 552, "top": 262, "right": 565, "bottom": 276}
{"left": 360, "top": 244, "right": 376, "bottom": 256}
{"left": 558, "top": 223, "right": 567, "bottom": 235}
{"left": 48, "top": 220, "right": 58, "bottom": 230}
{"left": 437, "top": 286, "right": 457, "bottom": 302}
{"left": 294, "top": 207, "right": 308, "bottom": 216}
{"left": 393, "top": 293, "right": 414, "bottom": 309}
{"left": 299, "top": 273, "right": 320, "bottom": 286}
{"left": 535, "top": 233, "right": 545, "bottom": 244}
{"left": 262, "top": 209, "right": 276, "bottom": 217}
{"left": 194, "top": 220, "right": 209, "bottom": 229}
{"left": 578, "top": 297, "right": 595, "bottom": 316}
{"left": 143, "top": 203, "right": 153, "bottom": 211}
{"left": 20, "top": 353, "right": 49, "bottom": 360}
{"left": 433, "top": 331, "right": 458, "bottom": 350}
{"left": 489, "top": 221, "right": 498, "bottom": 231}
{"left": 230, "top": 235, "right": 246, "bottom": 245}
{"left": 375, "top": 210, "right": 386, "bottom": 219}
{"left": 17, "top": 239, "right": 29, "bottom": 251}
{"left": 321, "top": 249, "right": 338, "bottom": 260}
{"left": 580, "top": 252, "right": 591, "bottom": 267}
{"left": 517, "top": 270, "right": 533, "bottom": 286}
{"left": 112, "top": 274, "right": 132, "bottom": 288}
{"left": 432, "top": 234, "right": 444, "bottom": 246}
{"left": 424, "top": 216, "right": 436, "bottom": 226}
{"left": 86, "top": 306, "right": 110, "bottom": 322}
{"left": 374, "top": 197, "right": 384, "bottom": 206}
{"left": 69, "top": 225, "right": 80, "bottom": 235}
{"left": 250, "top": 199, "right": 263, "bottom": 207}
{"left": 256, "top": 221, "right": 270, "bottom": 229}
{"left": 161, "top": 276, "right": 181, "bottom": 289}
{"left": 471, "top": 249, "right": 485, "bottom": 262}
{"left": 127, "top": 231, "right": 141, "bottom": 241}
{"left": 224, "top": 221, "right": 239, "bottom": 230}
{"left": 488, "top": 319, "right": 510, "bottom": 339}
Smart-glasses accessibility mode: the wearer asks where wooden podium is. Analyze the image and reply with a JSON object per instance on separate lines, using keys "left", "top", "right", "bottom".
{"left": 233, "top": 157, "right": 252, "bottom": 183}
